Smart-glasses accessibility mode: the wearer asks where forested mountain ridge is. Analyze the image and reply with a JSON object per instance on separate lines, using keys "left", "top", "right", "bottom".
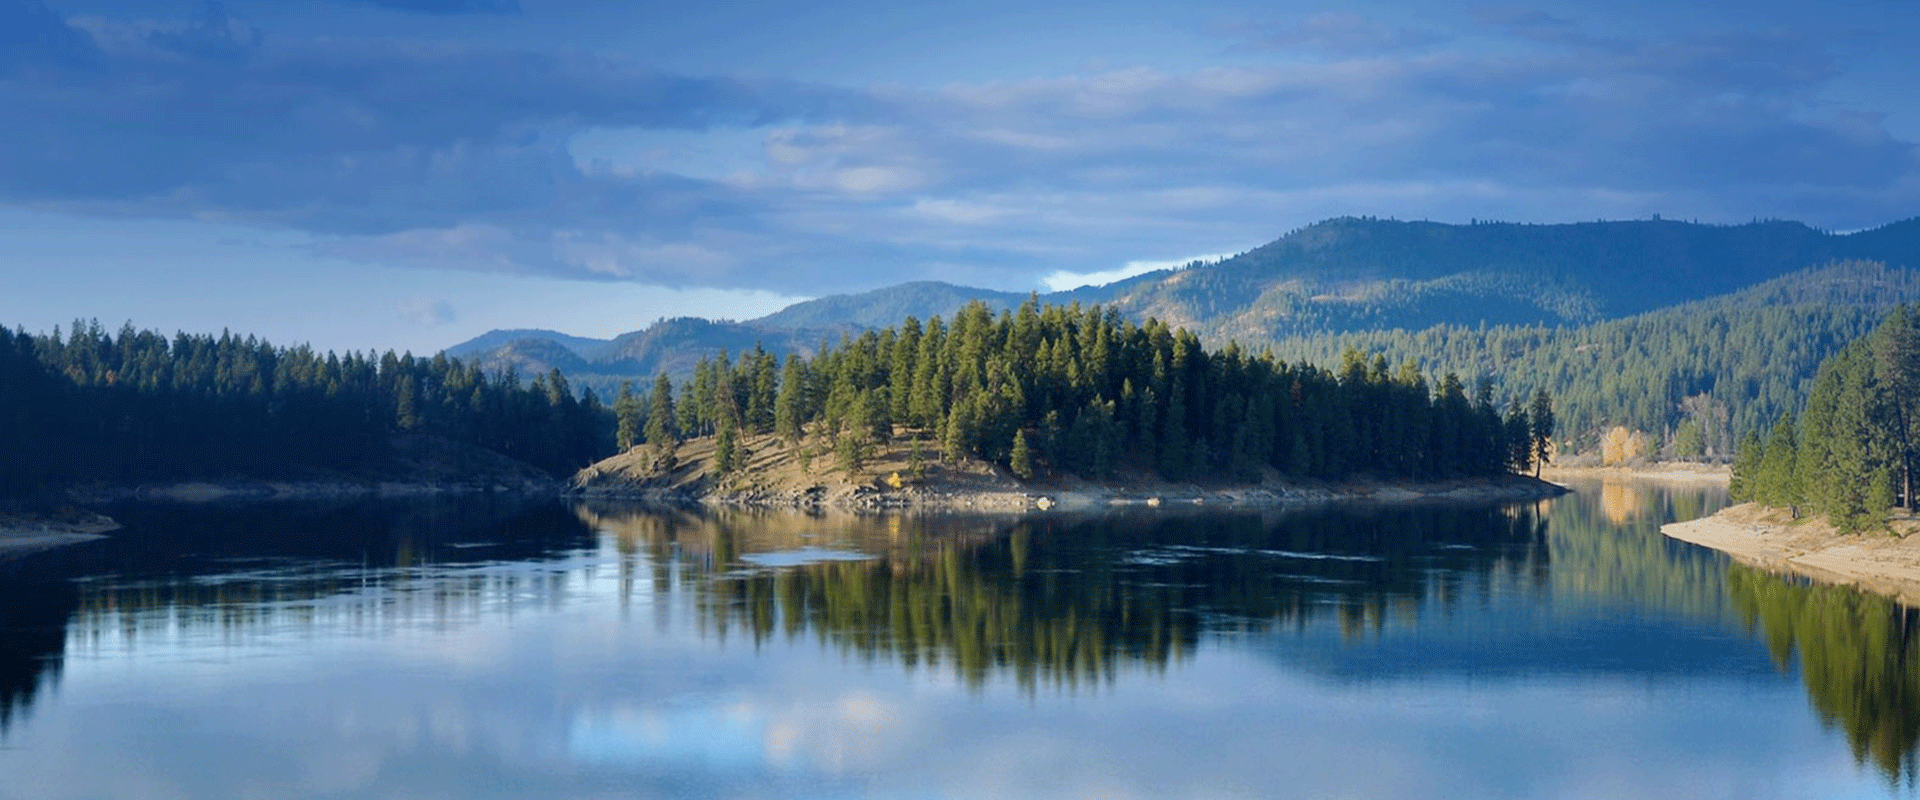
{"left": 1031, "top": 216, "right": 1920, "bottom": 342}
{"left": 447, "top": 217, "right": 1920, "bottom": 455}
{"left": 451, "top": 216, "right": 1920, "bottom": 383}
{"left": 445, "top": 329, "right": 610, "bottom": 361}
{"left": 450, "top": 317, "right": 846, "bottom": 401}
{"left": 1265, "top": 260, "right": 1920, "bottom": 455}
{"left": 753, "top": 281, "right": 1029, "bottom": 331}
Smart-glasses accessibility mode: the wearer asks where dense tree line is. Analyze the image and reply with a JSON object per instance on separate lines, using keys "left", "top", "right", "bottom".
{"left": 0, "top": 321, "right": 610, "bottom": 493}
{"left": 1264, "top": 261, "right": 1920, "bottom": 457}
{"left": 622, "top": 299, "right": 1552, "bottom": 482}
{"left": 1730, "top": 306, "right": 1920, "bottom": 531}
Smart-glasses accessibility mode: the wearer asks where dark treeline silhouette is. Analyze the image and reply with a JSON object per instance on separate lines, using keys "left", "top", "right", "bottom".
{"left": 1730, "top": 305, "right": 1920, "bottom": 531}
{"left": 632, "top": 298, "right": 1552, "bottom": 482}
{"left": 0, "top": 321, "right": 611, "bottom": 493}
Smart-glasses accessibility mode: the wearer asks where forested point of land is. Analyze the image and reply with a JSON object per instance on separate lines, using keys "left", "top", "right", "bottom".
{"left": 616, "top": 298, "right": 1554, "bottom": 484}
{"left": 1729, "top": 305, "right": 1920, "bottom": 532}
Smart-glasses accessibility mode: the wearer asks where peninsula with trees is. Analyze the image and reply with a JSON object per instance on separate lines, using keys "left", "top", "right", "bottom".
{"left": 576, "top": 298, "right": 1562, "bottom": 507}
{"left": 1665, "top": 305, "right": 1920, "bottom": 601}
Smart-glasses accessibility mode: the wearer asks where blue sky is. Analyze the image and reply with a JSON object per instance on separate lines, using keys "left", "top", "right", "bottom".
{"left": 2, "top": 0, "right": 1917, "bottom": 354}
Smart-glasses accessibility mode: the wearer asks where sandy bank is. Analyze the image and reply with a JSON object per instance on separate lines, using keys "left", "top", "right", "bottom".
{"left": 0, "top": 512, "right": 120, "bottom": 560}
{"left": 1662, "top": 504, "right": 1920, "bottom": 605}
{"left": 1542, "top": 463, "right": 1730, "bottom": 485}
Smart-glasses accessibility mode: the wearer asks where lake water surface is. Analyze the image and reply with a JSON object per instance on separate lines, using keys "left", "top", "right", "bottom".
{"left": 3, "top": 481, "right": 1918, "bottom": 799}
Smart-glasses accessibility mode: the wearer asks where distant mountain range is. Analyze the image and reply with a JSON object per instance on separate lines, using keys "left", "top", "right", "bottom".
{"left": 447, "top": 215, "right": 1920, "bottom": 402}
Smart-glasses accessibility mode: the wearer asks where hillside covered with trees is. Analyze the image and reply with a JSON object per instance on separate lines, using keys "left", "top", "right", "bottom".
{"left": 451, "top": 218, "right": 1920, "bottom": 459}
{"left": 613, "top": 299, "right": 1554, "bottom": 485}
{"left": 1730, "top": 305, "right": 1920, "bottom": 531}
{"left": 1266, "top": 260, "right": 1920, "bottom": 457}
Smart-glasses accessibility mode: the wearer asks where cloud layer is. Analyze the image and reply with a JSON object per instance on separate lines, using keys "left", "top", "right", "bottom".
{"left": 1, "top": 0, "right": 1914, "bottom": 294}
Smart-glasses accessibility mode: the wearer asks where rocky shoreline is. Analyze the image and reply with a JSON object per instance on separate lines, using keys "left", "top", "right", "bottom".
{"left": 3, "top": 458, "right": 1563, "bottom": 561}
{"left": 0, "top": 511, "right": 121, "bottom": 560}
{"left": 571, "top": 472, "right": 1567, "bottom": 511}
{"left": 65, "top": 475, "right": 562, "bottom": 505}
{"left": 569, "top": 429, "right": 1568, "bottom": 511}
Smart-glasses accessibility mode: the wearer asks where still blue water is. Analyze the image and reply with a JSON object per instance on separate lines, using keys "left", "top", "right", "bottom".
{"left": 1, "top": 480, "right": 1911, "bottom": 799}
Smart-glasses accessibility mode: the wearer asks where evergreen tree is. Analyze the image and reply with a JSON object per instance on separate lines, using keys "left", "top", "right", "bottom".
{"left": 644, "top": 373, "right": 678, "bottom": 450}
{"left": 774, "top": 354, "right": 807, "bottom": 443}
{"left": 1729, "top": 429, "right": 1764, "bottom": 503}
{"left": 1755, "top": 414, "right": 1801, "bottom": 513}
{"left": 395, "top": 373, "right": 422, "bottom": 432}
{"left": 1874, "top": 305, "right": 1920, "bottom": 510}
{"left": 1504, "top": 404, "right": 1533, "bottom": 475}
{"left": 614, "top": 380, "right": 640, "bottom": 451}
{"left": 1673, "top": 420, "right": 1704, "bottom": 460}
{"left": 1010, "top": 429, "right": 1034, "bottom": 479}
{"left": 714, "top": 416, "right": 739, "bottom": 474}
{"left": 909, "top": 438, "right": 927, "bottom": 480}
{"left": 1528, "top": 388, "right": 1554, "bottom": 478}
{"left": 747, "top": 345, "right": 779, "bottom": 434}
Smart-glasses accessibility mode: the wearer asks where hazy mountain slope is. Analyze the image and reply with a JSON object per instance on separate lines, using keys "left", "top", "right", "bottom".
{"left": 445, "top": 328, "right": 610, "bottom": 361}
{"left": 739, "top": 216, "right": 1920, "bottom": 349}
{"left": 458, "top": 337, "right": 594, "bottom": 379}
{"left": 594, "top": 317, "right": 838, "bottom": 377}
{"left": 448, "top": 317, "right": 846, "bottom": 400}
{"left": 1091, "top": 217, "right": 1920, "bottom": 344}
{"left": 442, "top": 216, "right": 1920, "bottom": 435}
{"left": 751, "top": 281, "right": 1029, "bottom": 330}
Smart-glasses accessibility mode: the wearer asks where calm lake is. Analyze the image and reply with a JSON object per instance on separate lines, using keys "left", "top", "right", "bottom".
{"left": 3, "top": 481, "right": 1917, "bottom": 799}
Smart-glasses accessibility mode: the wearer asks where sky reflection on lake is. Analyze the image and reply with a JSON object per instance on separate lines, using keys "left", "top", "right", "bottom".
{"left": 2, "top": 484, "right": 1915, "bottom": 799}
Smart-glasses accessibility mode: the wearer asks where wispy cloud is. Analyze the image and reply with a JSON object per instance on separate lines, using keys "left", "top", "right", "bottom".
{"left": 1223, "top": 11, "right": 1449, "bottom": 55}
{"left": 395, "top": 297, "right": 457, "bottom": 326}
{"left": 337, "top": 0, "right": 521, "bottom": 14}
{"left": 0, "top": 1, "right": 1913, "bottom": 295}
{"left": 1042, "top": 252, "right": 1239, "bottom": 292}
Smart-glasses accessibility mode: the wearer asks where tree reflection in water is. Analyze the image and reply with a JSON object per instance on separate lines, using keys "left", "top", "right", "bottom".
{"left": 1729, "top": 565, "right": 1920, "bottom": 784}
{"left": 0, "top": 496, "right": 600, "bottom": 740}
{"left": 579, "top": 502, "right": 1552, "bottom": 692}
{"left": 0, "top": 569, "right": 77, "bottom": 738}
{"left": 1544, "top": 480, "right": 1733, "bottom": 620}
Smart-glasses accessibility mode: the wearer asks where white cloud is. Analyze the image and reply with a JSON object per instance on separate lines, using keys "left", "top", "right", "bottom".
{"left": 3, "top": 2, "right": 1916, "bottom": 301}
{"left": 395, "top": 297, "right": 457, "bottom": 326}
{"left": 1041, "top": 252, "right": 1239, "bottom": 291}
{"left": 553, "top": 234, "right": 737, "bottom": 282}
